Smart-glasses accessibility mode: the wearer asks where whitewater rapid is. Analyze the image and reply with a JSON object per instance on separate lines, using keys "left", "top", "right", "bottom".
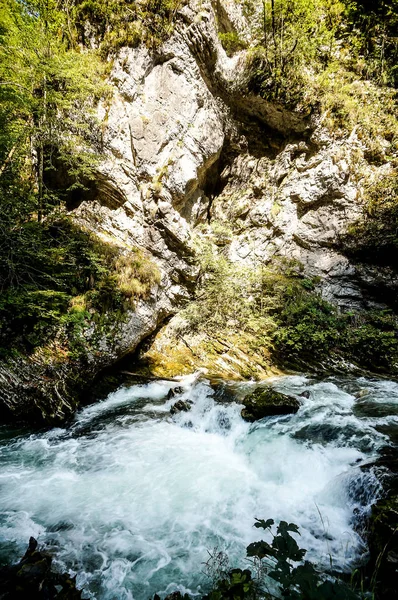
{"left": 0, "top": 373, "right": 396, "bottom": 599}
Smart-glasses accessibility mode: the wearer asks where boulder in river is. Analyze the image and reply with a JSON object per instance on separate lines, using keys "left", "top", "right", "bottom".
{"left": 241, "top": 387, "right": 300, "bottom": 422}
{"left": 167, "top": 387, "right": 184, "bottom": 400}
{"left": 170, "top": 400, "right": 191, "bottom": 415}
{"left": 354, "top": 389, "right": 370, "bottom": 399}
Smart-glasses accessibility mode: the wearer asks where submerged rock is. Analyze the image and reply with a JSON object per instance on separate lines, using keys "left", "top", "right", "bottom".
{"left": 153, "top": 593, "right": 191, "bottom": 600}
{"left": 0, "top": 537, "right": 82, "bottom": 599}
{"left": 354, "top": 389, "right": 370, "bottom": 399}
{"left": 170, "top": 400, "right": 192, "bottom": 415}
{"left": 241, "top": 387, "right": 300, "bottom": 422}
{"left": 211, "top": 382, "right": 238, "bottom": 403}
{"left": 167, "top": 387, "right": 184, "bottom": 400}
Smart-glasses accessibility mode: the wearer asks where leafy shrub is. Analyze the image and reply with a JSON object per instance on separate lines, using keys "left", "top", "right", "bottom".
{"left": 273, "top": 290, "right": 343, "bottom": 364}
{"left": 155, "top": 519, "right": 363, "bottom": 600}
{"left": 246, "top": 519, "right": 361, "bottom": 600}
{"left": 343, "top": 310, "right": 398, "bottom": 372}
{"left": 184, "top": 243, "right": 398, "bottom": 374}
{"left": 0, "top": 217, "right": 160, "bottom": 356}
{"left": 218, "top": 32, "right": 247, "bottom": 57}
{"left": 203, "top": 569, "right": 256, "bottom": 600}
{"left": 73, "top": 0, "right": 184, "bottom": 54}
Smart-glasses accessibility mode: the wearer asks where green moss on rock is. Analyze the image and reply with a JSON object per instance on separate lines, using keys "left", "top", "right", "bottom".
{"left": 241, "top": 387, "right": 300, "bottom": 422}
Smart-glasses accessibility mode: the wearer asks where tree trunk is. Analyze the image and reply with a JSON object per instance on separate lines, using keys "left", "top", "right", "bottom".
{"left": 263, "top": 0, "right": 267, "bottom": 46}
{"left": 37, "top": 141, "right": 44, "bottom": 223}
{"left": 0, "top": 143, "right": 17, "bottom": 178}
{"left": 271, "top": 0, "right": 277, "bottom": 68}
{"left": 37, "top": 74, "right": 47, "bottom": 223}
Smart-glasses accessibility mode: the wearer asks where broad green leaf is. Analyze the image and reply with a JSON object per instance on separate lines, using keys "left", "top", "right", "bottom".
{"left": 254, "top": 518, "right": 274, "bottom": 530}
{"left": 247, "top": 540, "right": 277, "bottom": 559}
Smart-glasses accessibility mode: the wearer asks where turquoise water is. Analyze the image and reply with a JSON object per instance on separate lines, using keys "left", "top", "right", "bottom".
{"left": 0, "top": 373, "right": 396, "bottom": 599}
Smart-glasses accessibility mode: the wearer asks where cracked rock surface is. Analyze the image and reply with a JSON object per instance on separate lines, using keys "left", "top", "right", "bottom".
{"left": 1, "top": 0, "right": 396, "bottom": 421}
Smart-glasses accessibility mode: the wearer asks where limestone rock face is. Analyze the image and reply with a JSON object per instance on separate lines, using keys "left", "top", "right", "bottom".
{"left": 210, "top": 138, "right": 381, "bottom": 310}
{"left": 77, "top": 0, "right": 392, "bottom": 322}
{"left": 1, "top": 0, "right": 396, "bottom": 421}
{"left": 107, "top": 40, "right": 225, "bottom": 220}
{"left": 81, "top": 0, "right": 395, "bottom": 314}
{"left": 0, "top": 296, "right": 171, "bottom": 423}
{"left": 241, "top": 387, "right": 300, "bottom": 421}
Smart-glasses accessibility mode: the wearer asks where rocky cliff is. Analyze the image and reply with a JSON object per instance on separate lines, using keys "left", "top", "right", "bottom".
{"left": 82, "top": 0, "right": 396, "bottom": 306}
{"left": 1, "top": 0, "right": 396, "bottom": 421}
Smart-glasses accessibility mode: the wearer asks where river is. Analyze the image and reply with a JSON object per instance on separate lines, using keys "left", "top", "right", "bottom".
{"left": 0, "top": 373, "right": 397, "bottom": 599}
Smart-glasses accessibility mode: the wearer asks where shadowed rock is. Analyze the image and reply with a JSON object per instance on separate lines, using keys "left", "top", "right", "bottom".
{"left": 167, "top": 387, "right": 184, "bottom": 400}
{"left": 241, "top": 387, "right": 300, "bottom": 422}
{"left": 170, "top": 399, "right": 192, "bottom": 415}
{"left": 365, "top": 451, "right": 398, "bottom": 600}
{"left": 0, "top": 538, "right": 82, "bottom": 599}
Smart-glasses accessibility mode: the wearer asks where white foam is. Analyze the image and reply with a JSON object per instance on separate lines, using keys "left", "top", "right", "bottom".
{"left": 0, "top": 375, "right": 388, "bottom": 599}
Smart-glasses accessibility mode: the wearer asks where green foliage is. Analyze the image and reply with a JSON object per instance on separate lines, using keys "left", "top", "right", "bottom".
{"left": 341, "top": 0, "right": 398, "bottom": 87}
{"left": 272, "top": 285, "right": 347, "bottom": 368}
{"left": 0, "top": 217, "right": 160, "bottom": 356}
{"left": 243, "top": 0, "right": 343, "bottom": 108}
{"left": 314, "top": 65, "right": 398, "bottom": 161}
{"left": 185, "top": 243, "right": 398, "bottom": 373}
{"left": 73, "top": 0, "right": 183, "bottom": 55}
{"left": 203, "top": 569, "right": 256, "bottom": 600}
{"left": 184, "top": 242, "right": 294, "bottom": 343}
{"left": 156, "top": 519, "right": 363, "bottom": 600}
{"left": 0, "top": 0, "right": 109, "bottom": 221}
{"left": 245, "top": 46, "right": 308, "bottom": 109}
{"left": 275, "top": 294, "right": 398, "bottom": 372}
{"left": 0, "top": 0, "right": 164, "bottom": 361}
{"left": 241, "top": 0, "right": 398, "bottom": 158}
{"left": 218, "top": 32, "right": 247, "bottom": 57}
{"left": 246, "top": 520, "right": 362, "bottom": 600}
{"left": 343, "top": 310, "right": 398, "bottom": 371}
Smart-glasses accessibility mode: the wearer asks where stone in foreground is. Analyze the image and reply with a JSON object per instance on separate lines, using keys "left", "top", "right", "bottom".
{"left": 241, "top": 387, "right": 300, "bottom": 422}
{"left": 0, "top": 537, "right": 82, "bottom": 599}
